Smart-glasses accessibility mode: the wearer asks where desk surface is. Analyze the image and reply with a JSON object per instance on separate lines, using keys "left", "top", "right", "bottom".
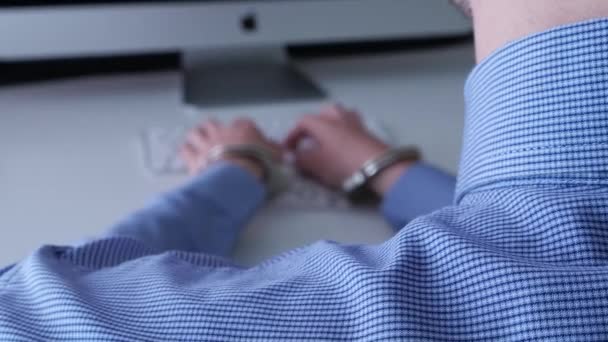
{"left": 0, "top": 44, "right": 474, "bottom": 266}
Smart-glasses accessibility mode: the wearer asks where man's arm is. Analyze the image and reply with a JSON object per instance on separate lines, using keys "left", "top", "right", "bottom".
{"left": 107, "top": 118, "right": 281, "bottom": 257}
{"left": 377, "top": 162, "right": 456, "bottom": 230}
{"left": 107, "top": 162, "right": 265, "bottom": 257}
{"left": 285, "top": 105, "right": 456, "bottom": 230}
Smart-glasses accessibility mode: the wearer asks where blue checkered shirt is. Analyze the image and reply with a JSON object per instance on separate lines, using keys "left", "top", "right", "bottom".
{"left": 2, "top": 19, "right": 608, "bottom": 341}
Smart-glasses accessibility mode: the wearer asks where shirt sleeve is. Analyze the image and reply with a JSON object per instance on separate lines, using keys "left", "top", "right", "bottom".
{"left": 106, "top": 162, "right": 266, "bottom": 257}
{"left": 381, "top": 162, "right": 456, "bottom": 230}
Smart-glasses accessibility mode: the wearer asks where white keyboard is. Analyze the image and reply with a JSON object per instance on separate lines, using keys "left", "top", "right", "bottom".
{"left": 140, "top": 108, "right": 395, "bottom": 210}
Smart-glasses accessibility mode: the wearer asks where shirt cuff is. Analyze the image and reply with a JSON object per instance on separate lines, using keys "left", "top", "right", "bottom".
{"left": 381, "top": 162, "right": 456, "bottom": 231}
{"left": 186, "top": 161, "right": 267, "bottom": 219}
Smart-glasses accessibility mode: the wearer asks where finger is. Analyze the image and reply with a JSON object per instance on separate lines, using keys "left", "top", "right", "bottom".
{"left": 232, "top": 117, "right": 256, "bottom": 129}
{"left": 323, "top": 103, "right": 357, "bottom": 121}
{"left": 344, "top": 110, "right": 364, "bottom": 128}
{"left": 179, "top": 142, "right": 196, "bottom": 160}
{"left": 196, "top": 118, "right": 221, "bottom": 130}
{"left": 186, "top": 127, "right": 208, "bottom": 149}
{"left": 329, "top": 107, "right": 363, "bottom": 130}
{"left": 284, "top": 115, "right": 328, "bottom": 150}
{"left": 233, "top": 117, "right": 265, "bottom": 138}
{"left": 323, "top": 104, "right": 362, "bottom": 124}
{"left": 201, "top": 119, "right": 222, "bottom": 138}
{"left": 293, "top": 148, "right": 324, "bottom": 177}
{"left": 179, "top": 142, "right": 201, "bottom": 172}
{"left": 345, "top": 107, "right": 362, "bottom": 121}
{"left": 321, "top": 103, "right": 344, "bottom": 116}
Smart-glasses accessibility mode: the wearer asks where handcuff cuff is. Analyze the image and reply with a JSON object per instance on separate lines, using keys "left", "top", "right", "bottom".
{"left": 341, "top": 146, "right": 420, "bottom": 203}
{"left": 207, "top": 144, "right": 420, "bottom": 203}
{"left": 207, "top": 144, "right": 286, "bottom": 198}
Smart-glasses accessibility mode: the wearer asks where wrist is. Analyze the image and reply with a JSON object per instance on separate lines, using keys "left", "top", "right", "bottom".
{"left": 369, "top": 160, "right": 415, "bottom": 196}
{"left": 220, "top": 156, "right": 265, "bottom": 182}
{"left": 342, "top": 146, "right": 420, "bottom": 202}
{"left": 206, "top": 144, "right": 287, "bottom": 199}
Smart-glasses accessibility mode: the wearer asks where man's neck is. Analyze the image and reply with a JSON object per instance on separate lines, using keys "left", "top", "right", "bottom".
{"left": 470, "top": 0, "right": 608, "bottom": 62}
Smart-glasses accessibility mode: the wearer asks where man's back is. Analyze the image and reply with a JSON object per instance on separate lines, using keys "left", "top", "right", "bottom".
{"left": 3, "top": 187, "right": 608, "bottom": 339}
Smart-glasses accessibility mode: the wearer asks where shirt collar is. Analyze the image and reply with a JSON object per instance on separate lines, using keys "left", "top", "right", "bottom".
{"left": 456, "top": 18, "right": 608, "bottom": 202}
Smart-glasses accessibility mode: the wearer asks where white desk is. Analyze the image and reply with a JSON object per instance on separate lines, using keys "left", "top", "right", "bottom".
{"left": 0, "top": 44, "right": 474, "bottom": 266}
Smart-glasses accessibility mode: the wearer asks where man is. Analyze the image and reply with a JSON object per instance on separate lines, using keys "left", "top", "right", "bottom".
{"left": 2, "top": 0, "right": 608, "bottom": 340}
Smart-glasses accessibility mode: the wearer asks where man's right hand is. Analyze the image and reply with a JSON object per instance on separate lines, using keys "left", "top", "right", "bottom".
{"left": 285, "top": 105, "right": 415, "bottom": 196}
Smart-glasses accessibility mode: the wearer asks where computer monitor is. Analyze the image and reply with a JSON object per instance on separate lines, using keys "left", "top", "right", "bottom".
{"left": 0, "top": 0, "right": 471, "bottom": 106}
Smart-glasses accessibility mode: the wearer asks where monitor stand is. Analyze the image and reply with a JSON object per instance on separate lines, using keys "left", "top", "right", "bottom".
{"left": 182, "top": 46, "right": 326, "bottom": 108}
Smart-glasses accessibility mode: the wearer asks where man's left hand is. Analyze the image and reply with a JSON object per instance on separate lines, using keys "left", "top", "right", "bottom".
{"left": 180, "top": 118, "right": 283, "bottom": 180}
